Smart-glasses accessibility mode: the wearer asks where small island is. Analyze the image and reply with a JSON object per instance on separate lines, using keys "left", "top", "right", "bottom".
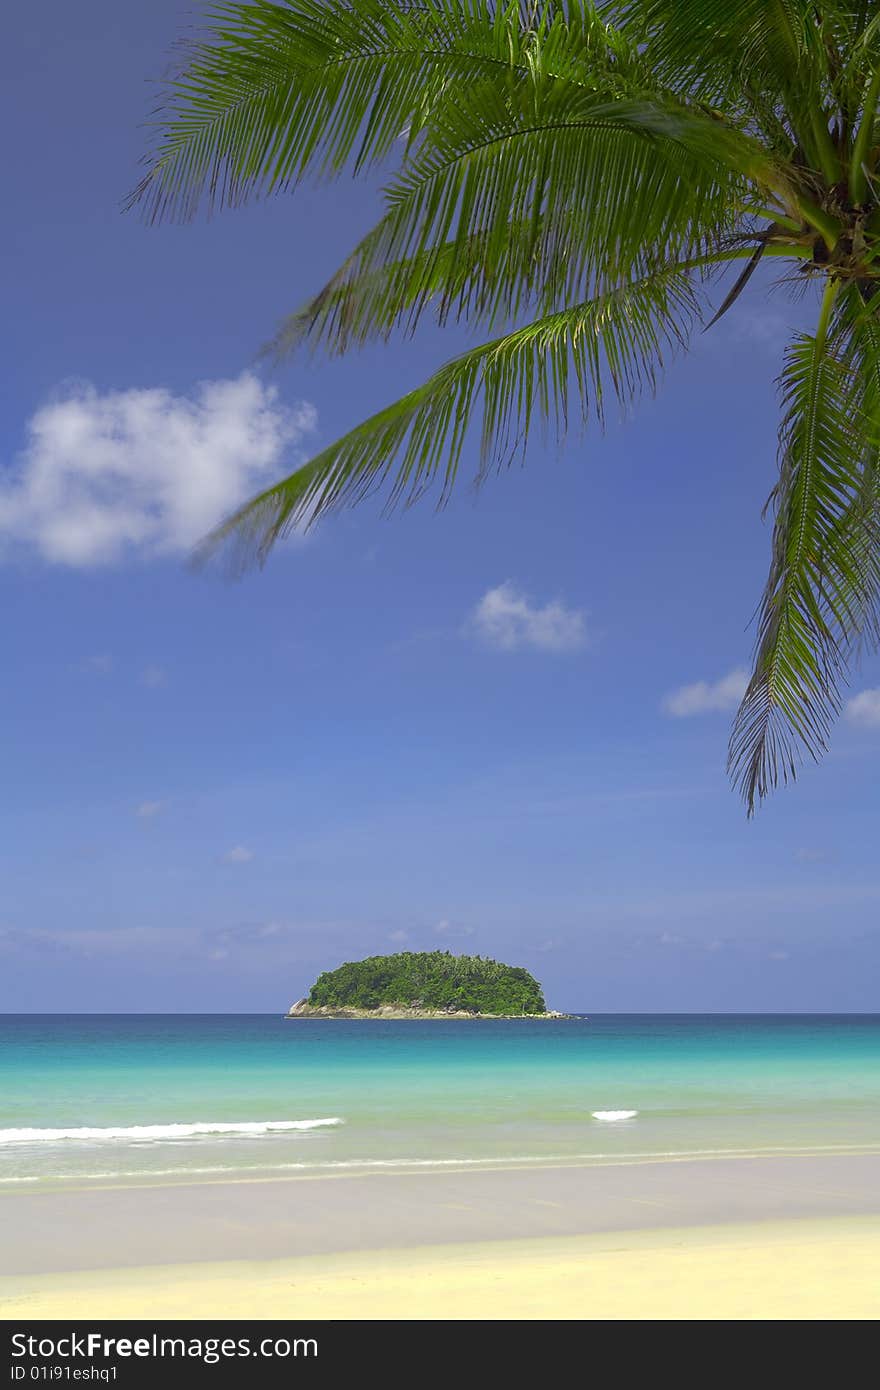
{"left": 286, "top": 950, "right": 567, "bottom": 1019}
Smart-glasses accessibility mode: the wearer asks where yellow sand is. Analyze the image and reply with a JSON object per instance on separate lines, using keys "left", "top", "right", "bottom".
{"left": 2, "top": 1216, "right": 879, "bottom": 1320}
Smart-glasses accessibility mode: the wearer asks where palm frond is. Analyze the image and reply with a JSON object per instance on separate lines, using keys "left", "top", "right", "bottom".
{"left": 617, "top": 0, "right": 830, "bottom": 131}
{"left": 818, "top": 282, "right": 880, "bottom": 652}
{"left": 129, "top": 0, "right": 648, "bottom": 221}
{"left": 728, "top": 279, "right": 878, "bottom": 812}
{"left": 260, "top": 80, "right": 779, "bottom": 358}
{"left": 132, "top": 0, "right": 880, "bottom": 812}
{"left": 263, "top": 220, "right": 559, "bottom": 358}
{"left": 201, "top": 265, "right": 700, "bottom": 568}
{"left": 619, "top": 0, "right": 880, "bottom": 206}
{"left": 383, "top": 93, "right": 770, "bottom": 272}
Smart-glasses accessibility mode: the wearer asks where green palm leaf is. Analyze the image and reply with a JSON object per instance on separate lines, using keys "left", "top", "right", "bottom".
{"left": 131, "top": 0, "right": 643, "bottom": 220}
{"left": 728, "top": 281, "right": 879, "bottom": 810}
{"left": 132, "top": 0, "right": 880, "bottom": 810}
{"left": 201, "top": 266, "right": 699, "bottom": 566}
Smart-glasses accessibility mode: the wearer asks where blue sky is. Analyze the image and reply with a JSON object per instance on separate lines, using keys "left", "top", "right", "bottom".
{"left": 2, "top": 0, "right": 879, "bottom": 1012}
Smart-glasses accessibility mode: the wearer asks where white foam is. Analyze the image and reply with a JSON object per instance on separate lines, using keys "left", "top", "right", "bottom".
{"left": 0, "top": 1118, "right": 344, "bottom": 1146}
{"left": 591, "top": 1110, "right": 638, "bottom": 1122}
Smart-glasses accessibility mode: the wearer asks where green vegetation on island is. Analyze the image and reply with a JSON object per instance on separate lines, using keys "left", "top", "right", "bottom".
{"left": 294, "top": 951, "right": 549, "bottom": 1017}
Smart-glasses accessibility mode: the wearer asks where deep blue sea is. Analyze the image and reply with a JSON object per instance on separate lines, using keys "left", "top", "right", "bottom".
{"left": 1, "top": 1014, "right": 878, "bottom": 1190}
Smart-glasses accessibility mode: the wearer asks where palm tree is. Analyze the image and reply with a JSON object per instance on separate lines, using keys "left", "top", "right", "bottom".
{"left": 131, "top": 1, "right": 880, "bottom": 812}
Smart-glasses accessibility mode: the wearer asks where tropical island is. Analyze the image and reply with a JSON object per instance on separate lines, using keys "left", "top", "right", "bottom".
{"left": 286, "top": 950, "right": 567, "bottom": 1019}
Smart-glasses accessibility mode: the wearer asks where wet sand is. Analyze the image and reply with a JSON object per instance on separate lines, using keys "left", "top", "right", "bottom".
{"left": 2, "top": 1151, "right": 878, "bottom": 1319}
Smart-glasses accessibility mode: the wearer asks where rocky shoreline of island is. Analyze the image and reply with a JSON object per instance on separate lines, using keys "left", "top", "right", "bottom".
{"left": 285, "top": 1000, "right": 570, "bottom": 1021}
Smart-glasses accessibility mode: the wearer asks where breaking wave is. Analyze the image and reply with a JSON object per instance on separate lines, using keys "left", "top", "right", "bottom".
{"left": 0, "top": 1118, "right": 344, "bottom": 1146}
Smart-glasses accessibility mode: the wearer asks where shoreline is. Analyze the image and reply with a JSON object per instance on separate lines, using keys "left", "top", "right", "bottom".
{"left": 2, "top": 1149, "right": 878, "bottom": 1274}
{"left": 4, "top": 1137, "right": 880, "bottom": 1200}
{"left": 285, "top": 1005, "right": 570, "bottom": 1019}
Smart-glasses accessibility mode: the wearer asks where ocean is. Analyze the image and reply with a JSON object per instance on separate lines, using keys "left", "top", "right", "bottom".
{"left": 2, "top": 1014, "right": 878, "bottom": 1191}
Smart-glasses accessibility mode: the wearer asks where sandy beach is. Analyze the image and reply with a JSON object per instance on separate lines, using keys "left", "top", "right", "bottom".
{"left": 2, "top": 1151, "right": 878, "bottom": 1320}
{"left": 3, "top": 1218, "right": 879, "bottom": 1320}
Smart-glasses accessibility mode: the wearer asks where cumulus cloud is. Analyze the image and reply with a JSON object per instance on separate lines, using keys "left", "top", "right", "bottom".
{"left": 471, "top": 582, "right": 586, "bottom": 652}
{"left": 663, "top": 668, "right": 748, "bottom": 717}
{"left": 0, "top": 373, "right": 315, "bottom": 566}
{"left": 845, "top": 688, "right": 880, "bottom": 727}
{"left": 223, "top": 845, "right": 254, "bottom": 864}
{"left": 387, "top": 929, "right": 410, "bottom": 945}
{"left": 135, "top": 800, "right": 163, "bottom": 818}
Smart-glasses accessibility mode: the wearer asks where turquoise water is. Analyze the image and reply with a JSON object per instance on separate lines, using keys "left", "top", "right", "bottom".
{"left": 1, "top": 1015, "right": 878, "bottom": 1190}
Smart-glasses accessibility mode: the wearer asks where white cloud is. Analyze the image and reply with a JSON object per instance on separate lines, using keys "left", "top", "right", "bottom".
{"left": 135, "top": 800, "right": 163, "bottom": 818}
{"left": 845, "top": 688, "right": 880, "bottom": 727}
{"left": 141, "top": 665, "right": 167, "bottom": 689}
{"left": 663, "top": 668, "right": 748, "bottom": 717}
{"left": 471, "top": 582, "right": 586, "bottom": 652}
{"left": 223, "top": 845, "right": 254, "bottom": 864}
{"left": 0, "top": 373, "right": 315, "bottom": 566}
{"left": 435, "top": 919, "right": 475, "bottom": 939}
{"left": 387, "top": 929, "right": 410, "bottom": 945}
